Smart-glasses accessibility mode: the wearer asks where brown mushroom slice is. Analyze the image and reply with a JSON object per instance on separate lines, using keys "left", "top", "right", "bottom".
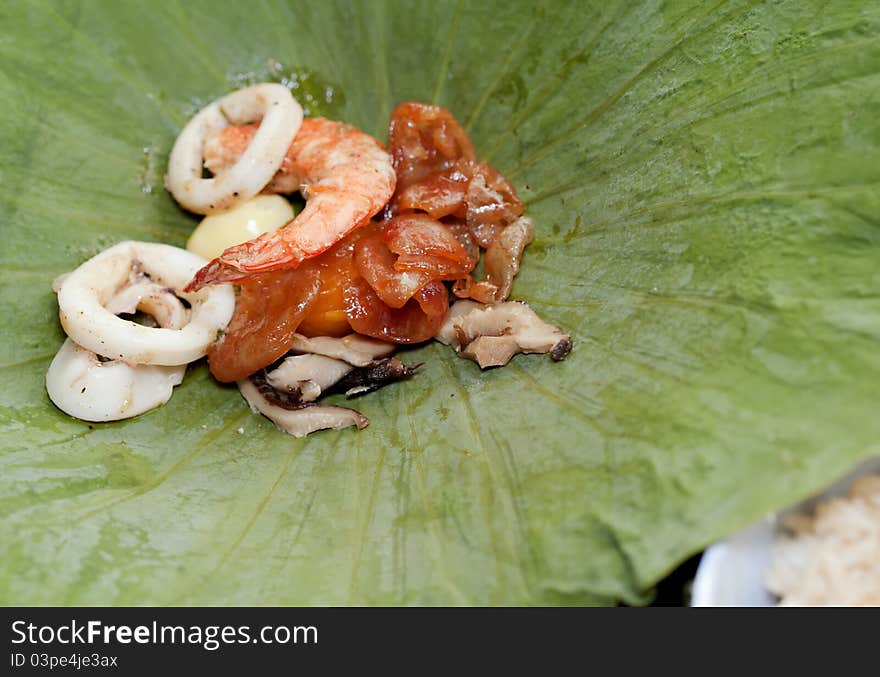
{"left": 436, "top": 299, "right": 572, "bottom": 368}
{"left": 287, "top": 333, "right": 396, "bottom": 367}
{"left": 434, "top": 299, "right": 482, "bottom": 345}
{"left": 482, "top": 215, "right": 534, "bottom": 302}
{"left": 460, "top": 336, "right": 520, "bottom": 368}
{"left": 267, "top": 352, "right": 420, "bottom": 401}
{"left": 265, "top": 353, "right": 354, "bottom": 402}
{"left": 328, "top": 358, "right": 420, "bottom": 397}
{"left": 453, "top": 216, "right": 535, "bottom": 304}
{"left": 238, "top": 377, "right": 368, "bottom": 438}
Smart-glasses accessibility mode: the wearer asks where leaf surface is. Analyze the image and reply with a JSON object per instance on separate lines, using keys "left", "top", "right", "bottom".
{"left": 1, "top": 0, "right": 878, "bottom": 604}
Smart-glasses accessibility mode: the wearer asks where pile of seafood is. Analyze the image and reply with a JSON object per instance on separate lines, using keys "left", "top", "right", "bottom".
{"left": 47, "top": 84, "right": 571, "bottom": 436}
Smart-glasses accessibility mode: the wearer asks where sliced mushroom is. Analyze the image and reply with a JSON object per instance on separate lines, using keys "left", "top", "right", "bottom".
{"left": 238, "top": 375, "right": 368, "bottom": 438}
{"left": 287, "top": 333, "right": 396, "bottom": 367}
{"left": 328, "top": 358, "right": 420, "bottom": 397}
{"left": 242, "top": 331, "right": 419, "bottom": 437}
{"left": 265, "top": 353, "right": 354, "bottom": 402}
{"left": 51, "top": 273, "right": 70, "bottom": 292}
{"left": 434, "top": 300, "right": 482, "bottom": 345}
{"left": 435, "top": 299, "right": 572, "bottom": 368}
{"left": 267, "top": 352, "right": 420, "bottom": 402}
{"left": 453, "top": 216, "right": 535, "bottom": 304}
{"left": 482, "top": 215, "right": 534, "bottom": 301}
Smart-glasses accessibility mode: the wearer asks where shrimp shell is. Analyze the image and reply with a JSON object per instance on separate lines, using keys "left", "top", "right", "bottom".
{"left": 164, "top": 83, "right": 303, "bottom": 215}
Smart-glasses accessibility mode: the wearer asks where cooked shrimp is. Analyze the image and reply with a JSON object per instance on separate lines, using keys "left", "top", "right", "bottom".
{"left": 164, "top": 83, "right": 303, "bottom": 215}
{"left": 185, "top": 118, "right": 396, "bottom": 291}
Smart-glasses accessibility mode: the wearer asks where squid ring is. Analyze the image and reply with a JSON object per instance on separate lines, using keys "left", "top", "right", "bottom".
{"left": 46, "top": 339, "right": 186, "bottom": 422}
{"left": 47, "top": 280, "right": 193, "bottom": 421}
{"left": 56, "top": 241, "right": 235, "bottom": 366}
{"left": 164, "top": 83, "right": 303, "bottom": 215}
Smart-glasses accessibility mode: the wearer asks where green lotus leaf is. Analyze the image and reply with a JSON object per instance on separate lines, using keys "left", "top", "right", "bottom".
{"left": 1, "top": 0, "right": 878, "bottom": 605}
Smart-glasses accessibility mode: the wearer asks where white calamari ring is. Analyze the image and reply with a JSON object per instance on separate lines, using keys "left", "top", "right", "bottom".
{"left": 107, "top": 280, "right": 191, "bottom": 329}
{"left": 164, "top": 83, "right": 303, "bottom": 215}
{"left": 46, "top": 338, "right": 186, "bottom": 422}
{"left": 56, "top": 241, "right": 235, "bottom": 366}
{"left": 47, "top": 281, "right": 191, "bottom": 421}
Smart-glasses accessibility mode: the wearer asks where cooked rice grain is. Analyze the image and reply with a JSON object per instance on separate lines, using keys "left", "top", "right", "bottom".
{"left": 765, "top": 474, "right": 880, "bottom": 606}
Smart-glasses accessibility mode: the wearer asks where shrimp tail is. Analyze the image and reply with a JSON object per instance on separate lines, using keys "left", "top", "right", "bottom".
{"left": 184, "top": 258, "right": 244, "bottom": 291}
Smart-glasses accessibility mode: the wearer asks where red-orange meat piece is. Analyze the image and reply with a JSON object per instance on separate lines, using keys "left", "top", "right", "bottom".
{"left": 296, "top": 235, "right": 360, "bottom": 338}
{"left": 386, "top": 103, "right": 524, "bottom": 253}
{"left": 388, "top": 102, "right": 476, "bottom": 192}
{"left": 344, "top": 278, "right": 448, "bottom": 344}
{"left": 354, "top": 225, "right": 434, "bottom": 309}
{"left": 395, "top": 167, "right": 470, "bottom": 219}
{"left": 383, "top": 213, "right": 475, "bottom": 279}
{"left": 208, "top": 265, "right": 321, "bottom": 382}
{"left": 204, "top": 101, "right": 532, "bottom": 381}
